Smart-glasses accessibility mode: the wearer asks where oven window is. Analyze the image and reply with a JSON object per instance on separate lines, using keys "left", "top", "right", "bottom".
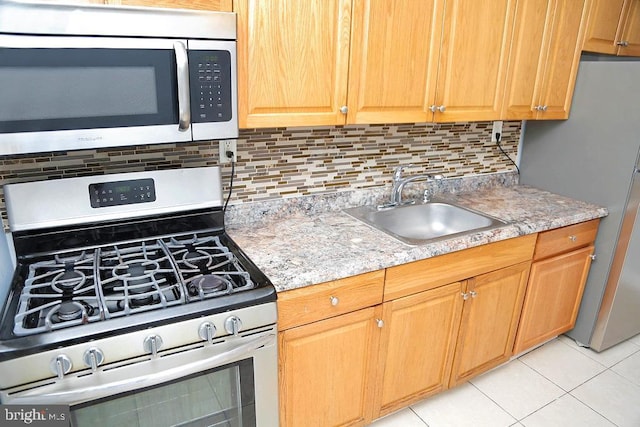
{"left": 70, "top": 359, "right": 256, "bottom": 427}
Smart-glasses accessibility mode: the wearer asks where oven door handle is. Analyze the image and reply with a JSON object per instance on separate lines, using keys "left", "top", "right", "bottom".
{"left": 2, "top": 333, "right": 275, "bottom": 405}
{"left": 174, "top": 41, "right": 191, "bottom": 132}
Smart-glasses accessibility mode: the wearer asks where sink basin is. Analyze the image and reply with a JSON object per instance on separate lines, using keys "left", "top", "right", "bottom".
{"left": 344, "top": 201, "right": 507, "bottom": 245}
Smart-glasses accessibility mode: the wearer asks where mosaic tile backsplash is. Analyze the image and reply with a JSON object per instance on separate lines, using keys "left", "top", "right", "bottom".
{"left": 0, "top": 121, "right": 521, "bottom": 227}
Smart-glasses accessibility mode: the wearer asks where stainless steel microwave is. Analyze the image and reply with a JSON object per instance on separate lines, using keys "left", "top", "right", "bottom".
{"left": 0, "top": 0, "right": 238, "bottom": 155}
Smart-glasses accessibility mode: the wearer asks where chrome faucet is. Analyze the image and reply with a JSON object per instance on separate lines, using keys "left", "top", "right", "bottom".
{"left": 381, "top": 165, "right": 443, "bottom": 208}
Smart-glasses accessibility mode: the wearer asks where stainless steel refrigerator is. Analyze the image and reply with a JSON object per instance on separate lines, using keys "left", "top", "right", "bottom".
{"left": 520, "top": 54, "right": 640, "bottom": 352}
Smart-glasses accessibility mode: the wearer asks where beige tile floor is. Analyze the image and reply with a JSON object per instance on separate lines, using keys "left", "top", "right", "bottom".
{"left": 370, "top": 333, "right": 640, "bottom": 427}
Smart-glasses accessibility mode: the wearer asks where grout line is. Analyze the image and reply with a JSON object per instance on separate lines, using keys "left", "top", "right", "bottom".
{"left": 409, "top": 407, "right": 430, "bottom": 427}
{"left": 467, "top": 379, "right": 520, "bottom": 423}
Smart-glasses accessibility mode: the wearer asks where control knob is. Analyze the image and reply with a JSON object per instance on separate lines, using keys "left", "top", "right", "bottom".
{"left": 50, "top": 354, "right": 72, "bottom": 379}
{"left": 224, "top": 316, "right": 243, "bottom": 336}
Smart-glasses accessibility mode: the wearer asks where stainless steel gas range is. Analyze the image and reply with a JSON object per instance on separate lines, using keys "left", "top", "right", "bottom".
{"left": 0, "top": 167, "right": 278, "bottom": 427}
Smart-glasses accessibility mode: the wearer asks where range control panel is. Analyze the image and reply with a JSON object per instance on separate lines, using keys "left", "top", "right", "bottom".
{"left": 189, "top": 50, "right": 232, "bottom": 123}
{"left": 89, "top": 178, "right": 156, "bottom": 208}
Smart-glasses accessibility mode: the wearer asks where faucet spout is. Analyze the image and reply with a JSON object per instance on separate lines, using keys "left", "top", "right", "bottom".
{"left": 378, "top": 165, "right": 444, "bottom": 210}
{"left": 393, "top": 174, "right": 437, "bottom": 205}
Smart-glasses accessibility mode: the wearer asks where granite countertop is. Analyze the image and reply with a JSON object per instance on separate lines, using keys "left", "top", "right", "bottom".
{"left": 226, "top": 181, "right": 607, "bottom": 293}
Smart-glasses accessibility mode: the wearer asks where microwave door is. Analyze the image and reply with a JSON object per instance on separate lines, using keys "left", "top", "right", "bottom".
{"left": 0, "top": 35, "right": 192, "bottom": 155}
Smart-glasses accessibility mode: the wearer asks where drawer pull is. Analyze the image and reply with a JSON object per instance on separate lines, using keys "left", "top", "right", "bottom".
{"left": 330, "top": 296, "right": 339, "bottom": 306}
{"left": 568, "top": 235, "right": 577, "bottom": 242}
{"left": 376, "top": 319, "right": 384, "bottom": 328}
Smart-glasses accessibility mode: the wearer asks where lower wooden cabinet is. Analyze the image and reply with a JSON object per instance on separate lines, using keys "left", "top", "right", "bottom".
{"left": 373, "top": 281, "right": 464, "bottom": 418}
{"left": 513, "top": 220, "right": 599, "bottom": 354}
{"left": 449, "top": 262, "right": 531, "bottom": 386}
{"left": 279, "top": 306, "right": 382, "bottom": 427}
{"left": 513, "top": 246, "right": 594, "bottom": 353}
{"left": 275, "top": 231, "right": 599, "bottom": 425}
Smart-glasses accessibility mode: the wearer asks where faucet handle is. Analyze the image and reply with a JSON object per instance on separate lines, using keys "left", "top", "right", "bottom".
{"left": 393, "top": 164, "right": 414, "bottom": 180}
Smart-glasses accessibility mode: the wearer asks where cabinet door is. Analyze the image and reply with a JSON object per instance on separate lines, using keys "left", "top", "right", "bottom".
{"left": 234, "top": 0, "right": 352, "bottom": 128}
{"left": 449, "top": 262, "right": 531, "bottom": 387}
{"left": 373, "top": 282, "right": 464, "bottom": 418}
{"left": 346, "top": 0, "right": 443, "bottom": 124}
{"left": 513, "top": 246, "right": 594, "bottom": 354}
{"left": 583, "top": 0, "right": 627, "bottom": 54}
{"left": 433, "top": 0, "right": 516, "bottom": 122}
{"left": 279, "top": 306, "right": 381, "bottom": 427}
{"left": 108, "top": 0, "right": 232, "bottom": 10}
{"left": 536, "top": 0, "right": 588, "bottom": 120}
{"left": 618, "top": 0, "right": 640, "bottom": 55}
{"left": 502, "top": 0, "right": 553, "bottom": 120}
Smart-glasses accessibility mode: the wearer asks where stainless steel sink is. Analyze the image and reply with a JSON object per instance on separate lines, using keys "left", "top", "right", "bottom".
{"left": 344, "top": 201, "right": 507, "bottom": 245}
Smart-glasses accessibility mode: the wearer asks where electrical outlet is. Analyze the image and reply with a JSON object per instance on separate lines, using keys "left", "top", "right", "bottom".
{"left": 491, "top": 120, "right": 503, "bottom": 142}
{"left": 219, "top": 140, "right": 237, "bottom": 164}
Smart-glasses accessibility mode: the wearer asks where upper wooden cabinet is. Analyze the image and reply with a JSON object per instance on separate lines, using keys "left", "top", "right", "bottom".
{"left": 346, "top": 0, "right": 443, "bottom": 124}
{"left": 107, "top": 0, "right": 232, "bottom": 10}
{"left": 583, "top": 0, "right": 640, "bottom": 56}
{"left": 234, "top": 0, "right": 352, "bottom": 128}
{"left": 431, "top": 0, "right": 516, "bottom": 122}
{"left": 235, "top": 0, "right": 517, "bottom": 127}
{"left": 503, "top": 0, "right": 588, "bottom": 120}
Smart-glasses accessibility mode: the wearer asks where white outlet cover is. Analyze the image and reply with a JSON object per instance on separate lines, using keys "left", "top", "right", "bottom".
{"left": 491, "top": 121, "right": 503, "bottom": 142}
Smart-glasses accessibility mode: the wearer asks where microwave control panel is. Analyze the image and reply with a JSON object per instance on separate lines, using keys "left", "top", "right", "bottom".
{"left": 189, "top": 50, "right": 232, "bottom": 123}
{"left": 89, "top": 178, "right": 156, "bottom": 208}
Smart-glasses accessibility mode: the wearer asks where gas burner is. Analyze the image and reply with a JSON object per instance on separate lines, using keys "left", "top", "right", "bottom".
{"left": 112, "top": 260, "right": 160, "bottom": 286}
{"left": 44, "top": 300, "right": 95, "bottom": 329}
{"left": 56, "top": 301, "right": 84, "bottom": 322}
{"left": 188, "top": 274, "right": 231, "bottom": 297}
{"left": 183, "top": 247, "right": 213, "bottom": 270}
{"left": 51, "top": 269, "right": 87, "bottom": 293}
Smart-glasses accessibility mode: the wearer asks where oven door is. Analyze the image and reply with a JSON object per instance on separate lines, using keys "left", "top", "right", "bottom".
{"left": 0, "top": 35, "right": 237, "bottom": 155}
{"left": 1, "top": 328, "right": 278, "bottom": 427}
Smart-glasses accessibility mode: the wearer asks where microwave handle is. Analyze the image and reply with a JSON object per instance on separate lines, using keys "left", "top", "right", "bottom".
{"left": 174, "top": 41, "right": 191, "bottom": 132}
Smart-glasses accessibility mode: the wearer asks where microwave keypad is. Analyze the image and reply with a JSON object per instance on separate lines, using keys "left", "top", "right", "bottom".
{"left": 189, "top": 50, "right": 232, "bottom": 123}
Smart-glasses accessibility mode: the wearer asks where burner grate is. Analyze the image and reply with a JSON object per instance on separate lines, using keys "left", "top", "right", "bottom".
{"left": 13, "top": 252, "right": 103, "bottom": 336}
{"left": 163, "top": 234, "right": 256, "bottom": 301}
{"left": 12, "top": 232, "right": 259, "bottom": 337}
{"left": 98, "top": 241, "right": 186, "bottom": 318}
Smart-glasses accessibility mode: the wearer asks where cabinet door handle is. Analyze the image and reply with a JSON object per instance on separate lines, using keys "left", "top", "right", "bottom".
{"left": 329, "top": 296, "right": 339, "bottom": 306}
{"left": 376, "top": 319, "right": 384, "bottom": 328}
{"left": 470, "top": 290, "right": 478, "bottom": 298}
{"left": 437, "top": 105, "right": 446, "bottom": 113}
{"left": 339, "top": 105, "right": 348, "bottom": 114}
{"left": 617, "top": 40, "right": 629, "bottom": 47}
{"left": 568, "top": 235, "right": 577, "bottom": 242}
{"left": 590, "top": 254, "right": 597, "bottom": 261}
{"left": 461, "top": 292, "right": 470, "bottom": 300}
{"left": 429, "top": 105, "right": 438, "bottom": 113}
